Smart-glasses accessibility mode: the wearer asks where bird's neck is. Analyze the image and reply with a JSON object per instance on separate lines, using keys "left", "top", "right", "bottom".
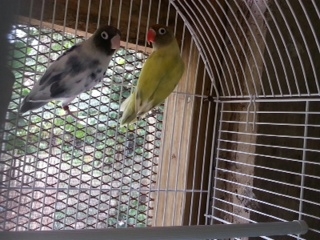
{"left": 153, "top": 39, "right": 180, "bottom": 54}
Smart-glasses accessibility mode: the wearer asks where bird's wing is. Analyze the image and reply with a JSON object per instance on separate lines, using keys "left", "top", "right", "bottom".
{"left": 27, "top": 45, "right": 80, "bottom": 101}
{"left": 135, "top": 49, "right": 184, "bottom": 115}
{"left": 27, "top": 44, "right": 107, "bottom": 102}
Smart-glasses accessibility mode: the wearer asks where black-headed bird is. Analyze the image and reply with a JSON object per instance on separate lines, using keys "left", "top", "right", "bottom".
{"left": 20, "top": 25, "right": 121, "bottom": 118}
{"left": 120, "top": 24, "right": 185, "bottom": 125}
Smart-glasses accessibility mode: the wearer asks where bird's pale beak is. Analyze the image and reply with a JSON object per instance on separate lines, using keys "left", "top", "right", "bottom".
{"left": 111, "top": 34, "right": 121, "bottom": 50}
{"left": 147, "top": 29, "right": 156, "bottom": 45}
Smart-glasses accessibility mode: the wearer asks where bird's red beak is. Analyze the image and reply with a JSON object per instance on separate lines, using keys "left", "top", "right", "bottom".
{"left": 147, "top": 29, "right": 156, "bottom": 45}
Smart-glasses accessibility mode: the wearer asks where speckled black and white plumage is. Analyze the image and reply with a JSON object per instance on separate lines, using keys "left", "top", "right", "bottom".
{"left": 20, "top": 25, "right": 121, "bottom": 114}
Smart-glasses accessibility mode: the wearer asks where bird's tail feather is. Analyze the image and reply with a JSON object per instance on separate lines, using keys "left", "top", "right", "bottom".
{"left": 121, "top": 112, "right": 137, "bottom": 126}
{"left": 120, "top": 95, "right": 132, "bottom": 112}
{"left": 120, "top": 95, "right": 137, "bottom": 125}
{"left": 20, "top": 96, "right": 48, "bottom": 113}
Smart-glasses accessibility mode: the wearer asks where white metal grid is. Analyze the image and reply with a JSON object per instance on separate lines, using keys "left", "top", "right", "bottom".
{"left": 1, "top": 23, "right": 162, "bottom": 230}
{"left": 172, "top": 0, "right": 320, "bottom": 98}
{"left": 0, "top": 0, "right": 319, "bottom": 239}
{"left": 210, "top": 99, "right": 320, "bottom": 239}
{"left": 169, "top": 0, "right": 319, "bottom": 239}
{"left": 1, "top": 0, "right": 213, "bottom": 232}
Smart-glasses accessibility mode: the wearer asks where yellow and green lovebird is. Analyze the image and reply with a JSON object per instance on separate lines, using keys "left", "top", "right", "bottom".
{"left": 120, "top": 24, "right": 185, "bottom": 125}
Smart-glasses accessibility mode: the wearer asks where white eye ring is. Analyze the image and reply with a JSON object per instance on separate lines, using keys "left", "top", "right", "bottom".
{"left": 101, "top": 31, "right": 108, "bottom": 39}
{"left": 158, "top": 28, "right": 166, "bottom": 35}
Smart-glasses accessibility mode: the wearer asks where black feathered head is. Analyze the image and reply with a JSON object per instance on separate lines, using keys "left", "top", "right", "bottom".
{"left": 93, "top": 25, "right": 121, "bottom": 56}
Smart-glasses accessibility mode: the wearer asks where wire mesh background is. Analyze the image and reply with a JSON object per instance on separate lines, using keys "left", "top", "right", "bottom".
{"left": 0, "top": 0, "right": 319, "bottom": 239}
{"left": 1, "top": 23, "right": 162, "bottom": 230}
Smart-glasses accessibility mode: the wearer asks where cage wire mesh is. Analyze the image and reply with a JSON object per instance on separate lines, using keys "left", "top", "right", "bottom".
{"left": 2, "top": 23, "right": 163, "bottom": 229}
{"left": 0, "top": 0, "right": 319, "bottom": 239}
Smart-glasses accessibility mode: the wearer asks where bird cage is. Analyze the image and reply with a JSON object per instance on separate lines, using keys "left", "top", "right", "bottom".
{"left": 0, "top": 0, "right": 319, "bottom": 239}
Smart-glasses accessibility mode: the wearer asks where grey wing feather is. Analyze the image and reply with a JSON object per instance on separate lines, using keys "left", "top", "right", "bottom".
{"left": 24, "top": 47, "right": 80, "bottom": 102}
{"left": 28, "top": 48, "right": 103, "bottom": 101}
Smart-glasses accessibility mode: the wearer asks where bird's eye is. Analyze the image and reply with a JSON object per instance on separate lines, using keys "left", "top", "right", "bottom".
{"left": 158, "top": 28, "right": 166, "bottom": 35}
{"left": 101, "top": 31, "right": 108, "bottom": 39}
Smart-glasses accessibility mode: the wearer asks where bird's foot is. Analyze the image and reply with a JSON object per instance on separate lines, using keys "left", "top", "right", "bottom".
{"left": 63, "top": 106, "right": 82, "bottom": 120}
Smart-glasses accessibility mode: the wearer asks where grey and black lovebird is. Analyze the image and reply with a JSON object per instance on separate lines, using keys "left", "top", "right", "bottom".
{"left": 20, "top": 25, "right": 121, "bottom": 118}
